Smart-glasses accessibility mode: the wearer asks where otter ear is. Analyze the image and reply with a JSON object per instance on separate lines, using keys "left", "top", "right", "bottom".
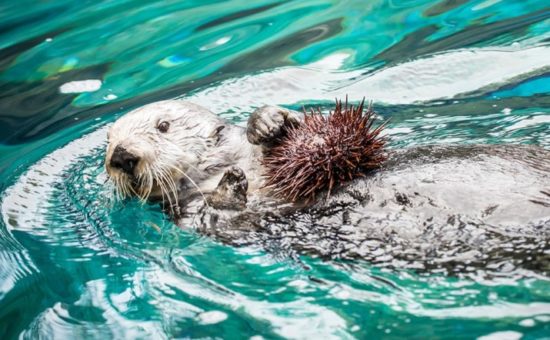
{"left": 208, "top": 125, "right": 225, "bottom": 145}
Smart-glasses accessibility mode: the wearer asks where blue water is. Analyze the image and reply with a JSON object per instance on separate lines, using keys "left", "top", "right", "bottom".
{"left": 1, "top": 0, "right": 549, "bottom": 338}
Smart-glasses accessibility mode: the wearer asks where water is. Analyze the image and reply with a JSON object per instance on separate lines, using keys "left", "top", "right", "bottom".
{"left": 1, "top": 0, "right": 549, "bottom": 338}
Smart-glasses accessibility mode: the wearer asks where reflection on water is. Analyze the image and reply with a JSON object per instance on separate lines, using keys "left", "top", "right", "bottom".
{"left": 0, "top": 0, "right": 549, "bottom": 338}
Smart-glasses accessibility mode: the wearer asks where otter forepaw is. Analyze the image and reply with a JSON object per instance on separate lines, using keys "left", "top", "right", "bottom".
{"left": 208, "top": 167, "right": 248, "bottom": 210}
{"left": 247, "top": 106, "right": 300, "bottom": 146}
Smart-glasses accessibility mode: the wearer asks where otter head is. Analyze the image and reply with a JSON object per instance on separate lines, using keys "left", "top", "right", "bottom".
{"left": 105, "top": 100, "right": 224, "bottom": 204}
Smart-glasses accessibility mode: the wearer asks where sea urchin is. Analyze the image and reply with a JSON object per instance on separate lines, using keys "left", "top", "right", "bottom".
{"left": 263, "top": 98, "right": 387, "bottom": 202}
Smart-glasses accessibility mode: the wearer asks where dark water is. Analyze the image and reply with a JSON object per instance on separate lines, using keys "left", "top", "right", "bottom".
{"left": 1, "top": 0, "right": 549, "bottom": 338}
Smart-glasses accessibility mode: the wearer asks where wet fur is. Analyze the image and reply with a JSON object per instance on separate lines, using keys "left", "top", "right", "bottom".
{"left": 194, "top": 144, "right": 550, "bottom": 274}
{"left": 105, "top": 100, "right": 263, "bottom": 213}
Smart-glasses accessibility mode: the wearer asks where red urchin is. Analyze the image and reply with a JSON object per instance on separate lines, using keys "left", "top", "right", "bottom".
{"left": 263, "top": 98, "right": 387, "bottom": 202}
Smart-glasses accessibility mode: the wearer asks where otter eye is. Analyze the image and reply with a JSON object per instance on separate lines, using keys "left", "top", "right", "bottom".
{"left": 157, "top": 121, "right": 170, "bottom": 133}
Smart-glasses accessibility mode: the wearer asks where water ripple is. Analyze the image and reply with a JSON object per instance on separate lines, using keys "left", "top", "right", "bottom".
{"left": 1, "top": 0, "right": 550, "bottom": 338}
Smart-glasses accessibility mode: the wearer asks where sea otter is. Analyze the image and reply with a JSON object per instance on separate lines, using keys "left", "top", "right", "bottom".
{"left": 105, "top": 100, "right": 550, "bottom": 272}
{"left": 105, "top": 100, "right": 296, "bottom": 210}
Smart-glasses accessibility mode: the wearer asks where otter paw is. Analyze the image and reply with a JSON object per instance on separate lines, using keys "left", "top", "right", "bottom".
{"left": 208, "top": 167, "right": 248, "bottom": 210}
{"left": 246, "top": 106, "right": 300, "bottom": 146}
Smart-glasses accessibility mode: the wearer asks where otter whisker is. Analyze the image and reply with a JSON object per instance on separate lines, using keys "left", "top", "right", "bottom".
{"left": 158, "top": 171, "right": 175, "bottom": 211}
{"left": 157, "top": 176, "right": 172, "bottom": 214}
{"left": 121, "top": 175, "right": 133, "bottom": 200}
{"left": 114, "top": 175, "right": 129, "bottom": 200}
{"left": 154, "top": 164, "right": 178, "bottom": 215}
{"left": 163, "top": 139, "right": 209, "bottom": 179}
{"left": 134, "top": 162, "right": 160, "bottom": 203}
{"left": 171, "top": 166, "right": 210, "bottom": 208}
{"left": 163, "top": 168, "right": 180, "bottom": 212}
{"left": 150, "top": 157, "right": 181, "bottom": 209}
{"left": 129, "top": 184, "right": 144, "bottom": 202}
{"left": 162, "top": 170, "right": 179, "bottom": 211}
{"left": 148, "top": 163, "right": 168, "bottom": 210}
{"left": 110, "top": 179, "right": 119, "bottom": 200}
{"left": 141, "top": 167, "right": 154, "bottom": 202}
{"left": 175, "top": 157, "right": 204, "bottom": 177}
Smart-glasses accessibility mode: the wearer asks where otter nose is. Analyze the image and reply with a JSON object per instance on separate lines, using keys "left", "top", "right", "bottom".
{"left": 110, "top": 145, "right": 139, "bottom": 175}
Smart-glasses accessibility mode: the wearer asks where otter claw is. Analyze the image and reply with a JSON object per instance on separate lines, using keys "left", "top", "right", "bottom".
{"left": 247, "top": 105, "right": 300, "bottom": 146}
{"left": 208, "top": 167, "right": 248, "bottom": 210}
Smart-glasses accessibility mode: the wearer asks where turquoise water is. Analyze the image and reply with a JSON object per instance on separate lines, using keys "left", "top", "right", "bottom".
{"left": 1, "top": 0, "right": 550, "bottom": 338}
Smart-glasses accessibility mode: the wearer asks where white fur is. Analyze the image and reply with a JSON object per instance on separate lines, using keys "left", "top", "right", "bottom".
{"left": 105, "top": 100, "right": 264, "bottom": 208}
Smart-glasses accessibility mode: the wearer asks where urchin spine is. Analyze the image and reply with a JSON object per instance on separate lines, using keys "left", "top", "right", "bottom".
{"left": 263, "top": 98, "right": 387, "bottom": 202}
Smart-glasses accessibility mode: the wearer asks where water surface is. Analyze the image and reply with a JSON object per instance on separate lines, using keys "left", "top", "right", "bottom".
{"left": 1, "top": 0, "right": 549, "bottom": 338}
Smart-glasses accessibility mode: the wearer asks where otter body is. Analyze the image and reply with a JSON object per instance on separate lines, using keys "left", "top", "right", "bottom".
{"left": 193, "top": 144, "right": 549, "bottom": 272}
{"left": 106, "top": 100, "right": 550, "bottom": 271}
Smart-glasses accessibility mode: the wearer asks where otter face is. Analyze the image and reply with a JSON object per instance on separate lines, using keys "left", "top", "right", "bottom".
{"left": 105, "top": 100, "right": 223, "bottom": 205}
